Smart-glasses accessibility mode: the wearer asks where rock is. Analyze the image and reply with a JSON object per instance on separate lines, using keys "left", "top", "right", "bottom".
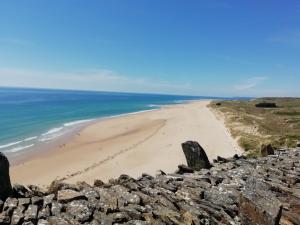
{"left": 50, "top": 202, "right": 62, "bottom": 216}
{"left": 3, "top": 197, "right": 18, "bottom": 211}
{"left": 22, "top": 222, "right": 34, "bottom": 225}
{"left": 127, "top": 220, "right": 150, "bottom": 225}
{"left": 0, "top": 152, "right": 12, "bottom": 200}
{"left": 37, "top": 219, "right": 49, "bottom": 225}
{"left": 0, "top": 145, "right": 299, "bottom": 224}
{"left": 239, "top": 178, "right": 283, "bottom": 225}
{"left": 38, "top": 206, "right": 50, "bottom": 220}
{"left": 0, "top": 212, "right": 10, "bottom": 225}
{"left": 176, "top": 164, "right": 194, "bottom": 174}
{"left": 18, "top": 198, "right": 30, "bottom": 207}
{"left": 156, "top": 170, "right": 166, "bottom": 176}
{"left": 44, "top": 216, "right": 69, "bottom": 225}
{"left": 31, "top": 196, "right": 43, "bottom": 206}
{"left": 48, "top": 181, "right": 78, "bottom": 194}
{"left": 217, "top": 156, "right": 228, "bottom": 163}
{"left": 43, "top": 194, "right": 54, "bottom": 207}
{"left": 111, "top": 212, "right": 130, "bottom": 223}
{"left": 65, "top": 200, "right": 92, "bottom": 223}
{"left": 296, "top": 141, "right": 300, "bottom": 147}
{"left": 57, "top": 190, "right": 87, "bottom": 203}
{"left": 80, "top": 188, "right": 99, "bottom": 200}
{"left": 261, "top": 144, "right": 275, "bottom": 157}
{"left": 24, "top": 205, "right": 38, "bottom": 222}
{"left": 93, "top": 179, "right": 105, "bottom": 187}
{"left": 0, "top": 199, "right": 3, "bottom": 212}
{"left": 12, "top": 185, "right": 31, "bottom": 198}
{"left": 11, "top": 205, "right": 25, "bottom": 225}
{"left": 181, "top": 141, "right": 211, "bottom": 170}
{"left": 27, "top": 185, "right": 45, "bottom": 197}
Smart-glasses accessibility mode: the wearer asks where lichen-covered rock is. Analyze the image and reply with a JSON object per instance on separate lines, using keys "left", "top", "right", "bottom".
{"left": 65, "top": 200, "right": 92, "bottom": 223}
{"left": 11, "top": 205, "right": 25, "bottom": 225}
{"left": 3, "top": 197, "right": 18, "bottom": 212}
{"left": 240, "top": 178, "right": 283, "bottom": 225}
{"left": 50, "top": 202, "right": 62, "bottom": 216}
{"left": 42, "top": 194, "right": 54, "bottom": 208}
{"left": 0, "top": 212, "right": 10, "bottom": 225}
{"left": 18, "top": 198, "right": 30, "bottom": 208}
{"left": 24, "top": 205, "right": 38, "bottom": 222}
{"left": 0, "top": 147, "right": 299, "bottom": 224}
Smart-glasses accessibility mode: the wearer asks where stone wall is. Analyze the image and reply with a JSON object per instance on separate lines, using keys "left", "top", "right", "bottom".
{"left": 0, "top": 146, "right": 299, "bottom": 225}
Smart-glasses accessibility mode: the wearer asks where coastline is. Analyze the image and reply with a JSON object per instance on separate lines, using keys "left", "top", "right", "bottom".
{"left": 8, "top": 108, "right": 159, "bottom": 166}
{"left": 10, "top": 100, "right": 242, "bottom": 187}
{"left": 7, "top": 100, "right": 195, "bottom": 165}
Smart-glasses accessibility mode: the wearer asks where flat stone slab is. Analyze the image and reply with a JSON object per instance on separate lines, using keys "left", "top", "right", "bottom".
{"left": 57, "top": 190, "right": 87, "bottom": 204}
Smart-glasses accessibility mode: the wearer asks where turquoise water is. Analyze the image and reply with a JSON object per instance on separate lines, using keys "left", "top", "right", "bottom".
{"left": 0, "top": 87, "right": 223, "bottom": 154}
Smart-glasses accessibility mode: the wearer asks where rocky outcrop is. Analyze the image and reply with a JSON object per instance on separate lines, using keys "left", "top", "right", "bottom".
{"left": 0, "top": 152, "right": 12, "bottom": 200}
{"left": 0, "top": 146, "right": 299, "bottom": 224}
{"left": 261, "top": 144, "right": 275, "bottom": 157}
{"left": 181, "top": 141, "right": 211, "bottom": 170}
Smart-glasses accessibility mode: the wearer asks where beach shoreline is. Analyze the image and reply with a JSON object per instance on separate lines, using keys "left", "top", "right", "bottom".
{"left": 10, "top": 100, "right": 242, "bottom": 187}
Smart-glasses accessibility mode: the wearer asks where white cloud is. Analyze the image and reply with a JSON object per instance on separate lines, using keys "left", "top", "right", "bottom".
{"left": 234, "top": 76, "right": 268, "bottom": 91}
{"left": 0, "top": 68, "right": 191, "bottom": 95}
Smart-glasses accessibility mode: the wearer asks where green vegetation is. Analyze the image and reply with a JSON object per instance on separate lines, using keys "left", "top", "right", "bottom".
{"left": 210, "top": 98, "right": 300, "bottom": 156}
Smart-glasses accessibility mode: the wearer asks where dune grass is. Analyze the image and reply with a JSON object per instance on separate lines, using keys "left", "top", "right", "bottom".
{"left": 209, "top": 98, "right": 300, "bottom": 156}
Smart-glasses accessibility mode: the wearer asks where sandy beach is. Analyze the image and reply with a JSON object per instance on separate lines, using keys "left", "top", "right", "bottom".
{"left": 10, "top": 100, "right": 242, "bottom": 187}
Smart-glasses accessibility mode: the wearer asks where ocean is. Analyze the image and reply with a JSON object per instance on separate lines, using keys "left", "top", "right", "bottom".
{"left": 0, "top": 87, "right": 222, "bottom": 156}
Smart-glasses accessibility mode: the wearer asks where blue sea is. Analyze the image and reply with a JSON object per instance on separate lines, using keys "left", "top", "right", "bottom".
{"left": 0, "top": 87, "right": 224, "bottom": 155}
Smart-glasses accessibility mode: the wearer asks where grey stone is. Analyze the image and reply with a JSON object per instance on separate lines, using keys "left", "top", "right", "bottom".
{"left": 24, "top": 205, "right": 38, "bottom": 222}
{"left": 3, "top": 197, "right": 18, "bottom": 211}
{"left": 50, "top": 202, "right": 62, "bottom": 216}
{"left": 0, "top": 153, "right": 12, "bottom": 201}
{"left": 176, "top": 164, "right": 194, "bottom": 174}
{"left": 38, "top": 206, "right": 50, "bottom": 220}
{"left": 11, "top": 205, "right": 25, "bottom": 225}
{"left": 239, "top": 178, "right": 282, "bottom": 225}
{"left": 181, "top": 141, "right": 211, "bottom": 170}
{"left": 31, "top": 196, "right": 43, "bottom": 206}
{"left": 0, "top": 211, "right": 10, "bottom": 225}
{"left": 43, "top": 194, "right": 54, "bottom": 208}
{"left": 65, "top": 200, "right": 92, "bottom": 223}
{"left": 261, "top": 144, "right": 275, "bottom": 157}
{"left": 18, "top": 198, "right": 30, "bottom": 207}
{"left": 37, "top": 219, "right": 49, "bottom": 225}
{"left": 57, "top": 189, "right": 86, "bottom": 204}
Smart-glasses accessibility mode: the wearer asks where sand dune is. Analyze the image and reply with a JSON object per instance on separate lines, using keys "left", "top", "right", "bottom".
{"left": 10, "top": 100, "right": 242, "bottom": 187}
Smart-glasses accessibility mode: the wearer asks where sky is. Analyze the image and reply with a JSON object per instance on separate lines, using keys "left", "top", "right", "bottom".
{"left": 0, "top": 0, "right": 299, "bottom": 97}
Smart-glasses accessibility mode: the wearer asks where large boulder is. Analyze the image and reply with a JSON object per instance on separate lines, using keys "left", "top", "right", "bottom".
{"left": 261, "top": 144, "right": 275, "bottom": 157}
{"left": 0, "top": 152, "right": 12, "bottom": 200}
{"left": 181, "top": 141, "right": 211, "bottom": 170}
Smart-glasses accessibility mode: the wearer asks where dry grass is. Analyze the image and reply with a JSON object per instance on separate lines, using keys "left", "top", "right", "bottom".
{"left": 209, "top": 98, "right": 300, "bottom": 156}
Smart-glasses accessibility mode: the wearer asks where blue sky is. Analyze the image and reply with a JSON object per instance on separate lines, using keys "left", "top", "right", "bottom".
{"left": 0, "top": 0, "right": 299, "bottom": 97}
